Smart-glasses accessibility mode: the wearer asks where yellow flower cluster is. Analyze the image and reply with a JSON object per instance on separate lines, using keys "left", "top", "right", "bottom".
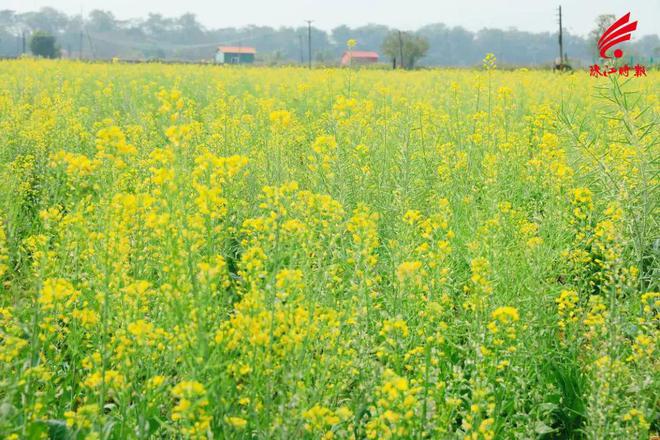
{"left": 0, "top": 217, "right": 8, "bottom": 278}
{"left": 366, "top": 369, "right": 421, "bottom": 439}
{"left": 302, "top": 404, "right": 352, "bottom": 438}
{"left": 171, "top": 381, "right": 212, "bottom": 438}
{"left": 556, "top": 289, "right": 579, "bottom": 331}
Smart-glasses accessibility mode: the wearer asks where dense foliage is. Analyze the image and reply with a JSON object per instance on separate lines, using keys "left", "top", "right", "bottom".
{"left": 28, "top": 31, "right": 60, "bottom": 59}
{"left": 1, "top": 8, "right": 659, "bottom": 65}
{"left": 0, "top": 59, "right": 657, "bottom": 439}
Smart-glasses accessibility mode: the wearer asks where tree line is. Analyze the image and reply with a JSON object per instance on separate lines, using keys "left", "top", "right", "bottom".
{"left": 1, "top": 7, "right": 658, "bottom": 66}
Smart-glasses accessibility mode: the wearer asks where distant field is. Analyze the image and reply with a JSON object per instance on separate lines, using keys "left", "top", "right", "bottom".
{"left": 0, "top": 59, "right": 657, "bottom": 439}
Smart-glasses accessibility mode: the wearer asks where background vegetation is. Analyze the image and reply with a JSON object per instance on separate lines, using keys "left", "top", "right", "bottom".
{"left": 1, "top": 7, "right": 659, "bottom": 65}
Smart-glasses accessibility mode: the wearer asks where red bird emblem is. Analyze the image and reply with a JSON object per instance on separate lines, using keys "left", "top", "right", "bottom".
{"left": 598, "top": 12, "right": 638, "bottom": 58}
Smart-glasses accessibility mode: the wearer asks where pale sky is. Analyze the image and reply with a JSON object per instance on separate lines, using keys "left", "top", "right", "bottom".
{"left": 5, "top": 0, "right": 660, "bottom": 36}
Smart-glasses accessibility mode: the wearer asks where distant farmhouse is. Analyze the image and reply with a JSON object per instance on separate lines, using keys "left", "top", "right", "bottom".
{"left": 215, "top": 46, "right": 256, "bottom": 64}
{"left": 341, "top": 51, "right": 379, "bottom": 66}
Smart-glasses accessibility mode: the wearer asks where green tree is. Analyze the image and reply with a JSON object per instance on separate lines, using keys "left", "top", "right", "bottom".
{"left": 382, "top": 31, "right": 429, "bottom": 69}
{"left": 29, "top": 31, "right": 60, "bottom": 58}
{"left": 589, "top": 14, "right": 615, "bottom": 58}
{"left": 88, "top": 10, "right": 117, "bottom": 33}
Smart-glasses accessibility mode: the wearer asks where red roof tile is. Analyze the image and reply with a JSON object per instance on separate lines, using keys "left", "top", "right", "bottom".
{"left": 344, "top": 51, "right": 379, "bottom": 59}
{"left": 218, "top": 46, "right": 257, "bottom": 54}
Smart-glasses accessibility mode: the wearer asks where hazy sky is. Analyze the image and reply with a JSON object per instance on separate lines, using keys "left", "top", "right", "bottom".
{"left": 6, "top": 0, "right": 660, "bottom": 36}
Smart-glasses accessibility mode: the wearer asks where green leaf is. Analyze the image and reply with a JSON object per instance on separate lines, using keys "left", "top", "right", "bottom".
{"left": 534, "top": 421, "right": 556, "bottom": 435}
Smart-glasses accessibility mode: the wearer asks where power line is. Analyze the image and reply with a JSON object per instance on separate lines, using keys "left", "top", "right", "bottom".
{"left": 86, "top": 30, "right": 283, "bottom": 51}
{"left": 73, "top": 27, "right": 309, "bottom": 61}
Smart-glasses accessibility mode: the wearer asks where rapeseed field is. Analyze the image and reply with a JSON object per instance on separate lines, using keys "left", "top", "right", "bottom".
{"left": 0, "top": 58, "right": 657, "bottom": 439}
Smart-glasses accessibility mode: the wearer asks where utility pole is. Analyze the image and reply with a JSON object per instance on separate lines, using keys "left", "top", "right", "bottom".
{"left": 299, "top": 34, "right": 304, "bottom": 64}
{"left": 86, "top": 30, "right": 95, "bottom": 60}
{"left": 21, "top": 31, "right": 26, "bottom": 55}
{"left": 397, "top": 30, "right": 404, "bottom": 69}
{"left": 305, "top": 20, "right": 313, "bottom": 69}
{"left": 557, "top": 5, "right": 564, "bottom": 66}
{"left": 79, "top": 6, "right": 85, "bottom": 59}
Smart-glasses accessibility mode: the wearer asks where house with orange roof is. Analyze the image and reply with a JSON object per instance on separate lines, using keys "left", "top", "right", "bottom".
{"left": 215, "top": 46, "right": 256, "bottom": 64}
{"left": 341, "top": 50, "right": 379, "bottom": 66}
